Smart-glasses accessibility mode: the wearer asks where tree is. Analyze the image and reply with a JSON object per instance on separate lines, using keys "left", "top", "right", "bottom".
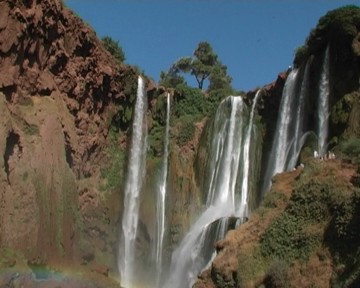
{"left": 101, "top": 36, "right": 125, "bottom": 63}
{"left": 208, "top": 63, "right": 232, "bottom": 91}
{"left": 159, "top": 69, "right": 185, "bottom": 88}
{"left": 170, "top": 41, "right": 232, "bottom": 90}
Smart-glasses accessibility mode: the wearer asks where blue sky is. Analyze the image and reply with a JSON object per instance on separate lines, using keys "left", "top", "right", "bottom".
{"left": 64, "top": 1, "right": 358, "bottom": 91}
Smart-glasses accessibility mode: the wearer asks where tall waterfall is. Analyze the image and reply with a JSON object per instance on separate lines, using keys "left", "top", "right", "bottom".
{"left": 287, "top": 60, "right": 311, "bottom": 169}
{"left": 119, "top": 76, "right": 148, "bottom": 288}
{"left": 262, "top": 69, "right": 300, "bottom": 194}
{"left": 206, "top": 97, "right": 246, "bottom": 208}
{"left": 239, "top": 89, "right": 261, "bottom": 217}
{"left": 318, "top": 45, "right": 330, "bottom": 156}
{"left": 165, "top": 95, "right": 261, "bottom": 288}
{"left": 154, "top": 93, "right": 171, "bottom": 287}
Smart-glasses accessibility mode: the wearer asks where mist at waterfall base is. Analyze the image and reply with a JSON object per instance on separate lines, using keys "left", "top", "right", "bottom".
{"left": 118, "top": 44, "right": 331, "bottom": 288}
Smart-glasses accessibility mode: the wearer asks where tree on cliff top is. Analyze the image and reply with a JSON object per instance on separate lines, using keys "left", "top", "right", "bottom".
{"left": 162, "top": 41, "right": 231, "bottom": 90}
{"left": 102, "top": 36, "right": 125, "bottom": 63}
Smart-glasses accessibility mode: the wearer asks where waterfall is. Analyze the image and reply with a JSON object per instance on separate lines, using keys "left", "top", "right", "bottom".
{"left": 164, "top": 96, "right": 259, "bottom": 288}
{"left": 318, "top": 45, "right": 330, "bottom": 156}
{"left": 262, "top": 69, "right": 300, "bottom": 194}
{"left": 119, "top": 76, "right": 148, "bottom": 288}
{"left": 154, "top": 92, "right": 170, "bottom": 287}
{"left": 287, "top": 60, "right": 311, "bottom": 170}
{"left": 206, "top": 97, "right": 246, "bottom": 208}
{"left": 239, "top": 89, "right": 261, "bottom": 217}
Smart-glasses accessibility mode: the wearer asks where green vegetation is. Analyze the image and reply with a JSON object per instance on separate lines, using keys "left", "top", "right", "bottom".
{"left": 0, "top": 247, "right": 25, "bottom": 268}
{"left": 260, "top": 167, "right": 336, "bottom": 262}
{"left": 23, "top": 123, "right": 39, "bottom": 135}
{"left": 332, "top": 91, "right": 358, "bottom": 127}
{"left": 100, "top": 128, "right": 126, "bottom": 191}
{"left": 263, "top": 259, "right": 290, "bottom": 288}
{"left": 173, "top": 84, "right": 209, "bottom": 119}
{"left": 161, "top": 41, "right": 231, "bottom": 91}
{"left": 326, "top": 188, "right": 360, "bottom": 287}
{"left": 316, "top": 5, "right": 360, "bottom": 37}
{"left": 340, "top": 137, "right": 360, "bottom": 164}
{"left": 237, "top": 247, "right": 267, "bottom": 285}
{"left": 157, "top": 41, "right": 239, "bottom": 148}
{"left": 255, "top": 159, "right": 360, "bottom": 287}
{"left": 176, "top": 116, "right": 195, "bottom": 146}
{"left": 260, "top": 212, "right": 319, "bottom": 261}
{"left": 110, "top": 69, "right": 139, "bottom": 131}
{"left": 262, "top": 191, "right": 287, "bottom": 209}
{"left": 148, "top": 120, "right": 165, "bottom": 157}
{"left": 101, "top": 36, "right": 125, "bottom": 63}
{"left": 294, "top": 5, "right": 360, "bottom": 66}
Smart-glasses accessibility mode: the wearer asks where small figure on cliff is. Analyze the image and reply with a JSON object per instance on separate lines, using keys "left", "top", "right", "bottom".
{"left": 314, "top": 150, "right": 319, "bottom": 159}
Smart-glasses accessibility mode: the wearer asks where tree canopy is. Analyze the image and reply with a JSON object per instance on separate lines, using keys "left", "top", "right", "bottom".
{"left": 102, "top": 36, "right": 125, "bottom": 63}
{"left": 161, "top": 41, "right": 232, "bottom": 91}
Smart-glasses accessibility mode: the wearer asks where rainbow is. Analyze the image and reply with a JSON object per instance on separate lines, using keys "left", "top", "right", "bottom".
{"left": 0, "top": 265, "right": 121, "bottom": 288}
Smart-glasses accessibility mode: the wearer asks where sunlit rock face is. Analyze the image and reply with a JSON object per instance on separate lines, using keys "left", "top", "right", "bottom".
{"left": 0, "top": 0, "right": 138, "bottom": 286}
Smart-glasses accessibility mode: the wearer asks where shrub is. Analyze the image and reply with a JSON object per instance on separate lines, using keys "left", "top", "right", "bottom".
{"left": 173, "top": 84, "right": 209, "bottom": 120}
{"left": 100, "top": 129, "right": 126, "bottom": 191}
{"left": 340, "top": 137, "right": 360, "bottom": 164}
{"left": 263, "top": 260, "right": 290, "bottom": 288}
{"left": 294, "top": 5, "right": 360, "bottom": 67}
{"left": 148, "top": 121, "right": 165, "bottom": 157}
{"left": 287, "top": 181, "right": 332, "bottom": 222}
{"left": 260, "top": 213, "right": 317, "bottom": 261}
{"left": 101, "top": 36, "right": 125, "bottom": 63}
{"left": 262, "top": 191, "right": 287, "bottom": 209}
{"left": 176, "top": 116, "right": 195, "bottom": 146}
{"left": 332, "top": 92, "right": 357, "bottom": 125}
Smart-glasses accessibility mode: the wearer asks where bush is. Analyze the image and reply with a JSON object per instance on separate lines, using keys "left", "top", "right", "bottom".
{"left": 101, "top": 36, "right": 125, "bottom": 63}
{"left": 100, "top": 129, "right": 126, "bottom": 191}
{"left": 148, "top": 121, "right": 165, "bottom": 157}
{"left": 340, "top": 137, "right": 360, "bottom": 164}
{"left": 263, "top": 260, "right": 290, "bottom": 288}
{"left": 260, "top": 213, "right": 318, "bottom": 261}
{"left": 173, "top": 84, "right": 209, "bottom": 120}
{"left": 176, "top": 116, "right": 195, "bottom": 146}
{"left": 287, "top": 181, "right": 332, "bottom": 222}
{"left": 332, "top": 92, "right": 357, "bottom": 125}
{"left": 262, "top": 191, "right": 287, "bottom": 209}
{"left": 294, "top": 5, "right": 360, "bottom": 67}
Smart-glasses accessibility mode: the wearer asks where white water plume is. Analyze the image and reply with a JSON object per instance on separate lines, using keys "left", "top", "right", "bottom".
{"left": 119, "top": 76, "right": 148, "bottom": 288}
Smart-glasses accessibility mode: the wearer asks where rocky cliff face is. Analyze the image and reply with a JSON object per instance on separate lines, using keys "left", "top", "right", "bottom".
{"left": 0, "top": 0, "right": 139, "bottom": 286}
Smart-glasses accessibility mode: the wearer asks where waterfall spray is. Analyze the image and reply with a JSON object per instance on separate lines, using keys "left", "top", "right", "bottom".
{"left": 164, "top": 96, "right": 261, "bottom": 288}
{"left": 239, "top": 89, "right": 261, "bottom": 217}
{"left": 287, "top": 60, "right": 311, "bottom": 170}
{"left": 119, "top": 76, "right": 148, "bottom": 288}
{"left": 318, "top": 45, "right": 330, "bottom": 156}
{"left": 154, "top": 92, "right": 171, "bottom": 287}
{"left": 262, "top": 69, "right": 299, "bottom": 194}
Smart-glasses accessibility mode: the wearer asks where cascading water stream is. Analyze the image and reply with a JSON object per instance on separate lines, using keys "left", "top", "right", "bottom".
{"left": 287, "top": 60, "right": 311, "bottom": 170}
{"left": 238, "top": 89, "right": 261, "bottom": 217}
{"left": 318, "top": 45, "right": 330, "bottom": 156}
{"left": 206, "top": 97, "right": 245, "bottom": 207}
{"left": 262, "top": 69, "right": 299, "bottom": 194}
{"left": 119, "top": 76, "right": 148, "bottom": 288}
{"left": 154, "top": 92, "right": 170, "bottom": 287}
{"left": 164, "top": 96, "right": 253, "bottom": 288}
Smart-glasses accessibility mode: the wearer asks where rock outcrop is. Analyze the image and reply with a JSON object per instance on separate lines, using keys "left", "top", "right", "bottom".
{"left": 0, "top": 0, "right": 139, "bottom": 286}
